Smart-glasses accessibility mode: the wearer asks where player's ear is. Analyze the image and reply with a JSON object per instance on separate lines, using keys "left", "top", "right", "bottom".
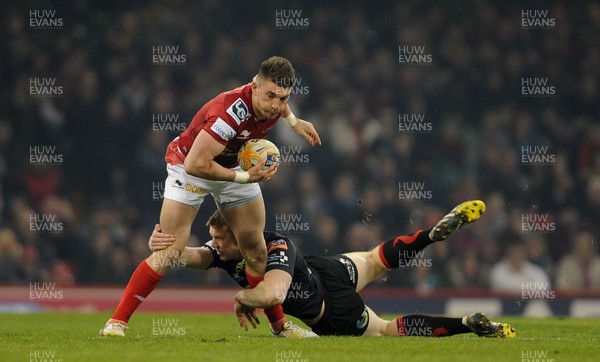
{"left": 251, "top": 75, "right": 260, "bottom": 92}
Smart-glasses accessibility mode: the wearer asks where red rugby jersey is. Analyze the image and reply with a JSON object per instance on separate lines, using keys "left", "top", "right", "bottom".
{"left": 165, "top": 83, "right": 281, "bottom": 168}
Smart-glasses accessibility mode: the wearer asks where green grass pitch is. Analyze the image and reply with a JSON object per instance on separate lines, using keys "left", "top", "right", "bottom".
{"left": 2, "top": 313, "right": 599, "bottom": 362}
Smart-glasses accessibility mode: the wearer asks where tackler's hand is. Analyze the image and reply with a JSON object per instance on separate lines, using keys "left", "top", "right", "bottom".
{"left": 148, "top": 224, "right": 176, "bottom": 252}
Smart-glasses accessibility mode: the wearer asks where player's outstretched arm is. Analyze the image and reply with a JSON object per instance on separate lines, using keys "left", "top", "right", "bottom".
{"left": 291, "top": 119, "right": 321, "bottom": 146}
{"left": 282, "top": 104, "right": 321, "bottom": 146}
{"left": 235, "top": 269, "right": 291, "bottom": 309}
{"left": 148, "top": 224, "right": 213, "bottom": 269}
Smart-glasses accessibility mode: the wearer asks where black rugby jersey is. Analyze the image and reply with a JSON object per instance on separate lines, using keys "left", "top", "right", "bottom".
{"left": 205, "top": 231, "right": 324, "bottom": 320}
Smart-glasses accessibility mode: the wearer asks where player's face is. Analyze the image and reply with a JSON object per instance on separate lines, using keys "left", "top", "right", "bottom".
{"left": 251, "top": 77, "right": 291, "bottom": 119}
{"left": 209, "top": 225, "right": 242, "bottom": 261}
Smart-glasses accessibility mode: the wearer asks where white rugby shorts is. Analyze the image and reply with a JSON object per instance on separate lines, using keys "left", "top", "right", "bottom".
{"left": 163, "top": 163, "right": 261, "bottom": 209}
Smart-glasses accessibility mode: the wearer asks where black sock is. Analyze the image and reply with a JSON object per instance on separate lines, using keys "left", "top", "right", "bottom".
{"left": 396, "top": 315, "right": 472, "bottom": 337}
{"left": 377, "top": 229, "right": 435, "bottom": 268}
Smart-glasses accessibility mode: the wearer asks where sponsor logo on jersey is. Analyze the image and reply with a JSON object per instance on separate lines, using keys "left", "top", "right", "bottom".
{"left": 267, "top": 250, "right": 289, "bottom": 265}
{"left": 268, "top": 239, "right": 288, "bottom": 253}
{"left": 338, "top": 257, "right": 357, "bottom": 284}
{"left": 226, "top": 98, "right": 249, "bottom": 125}
{"left": 236, "top": 129, "right": 252, "bottom": 139}
{"left": 210, "top": 117, "right": 236, "bottom": 141}
{"left": 356, "top": 307, "right": 369, "bottom": 330}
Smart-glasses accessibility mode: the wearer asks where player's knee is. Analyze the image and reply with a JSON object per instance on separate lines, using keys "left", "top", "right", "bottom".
{"left": 236, "top": 231, "right": 266, "bottom": 255}
{"left": 245, "top": 247, "right": 267, "bottom": 265}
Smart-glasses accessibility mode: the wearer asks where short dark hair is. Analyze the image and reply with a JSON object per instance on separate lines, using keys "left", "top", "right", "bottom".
{"left": 257, "top": 56, "right": 296, "bottom": 88}
{"left": 206, "top": 209, "right": 228, "bottom": 228}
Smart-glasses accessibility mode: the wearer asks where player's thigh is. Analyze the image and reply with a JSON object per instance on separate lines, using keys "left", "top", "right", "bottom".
{"left": 219, "top": 196, "right": 267, "bottom": 274}
{"left": 158, "top": 198, "right": 198, "bottom": 251}
{"left": 218, "top": 194, "right": 266, "bottom": 247}
{"left": 209, "top": 166, "right": 264, "bottom": 242}
{"left": 362, "top": 306, "right": 390, "bottom": 337}
{"left": 160, "top": 163, "right": 208, "bottom": 250}
{"left": 344, "top": 250, "right": 387, "bottom": 292}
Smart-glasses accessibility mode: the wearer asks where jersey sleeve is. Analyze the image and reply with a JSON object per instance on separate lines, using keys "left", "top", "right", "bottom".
{"left": 203, "top": 97, "right": 250, "bottom": 145}
{"left": 203, "top": 115, "right": 238, "bottom": 146}
{"left": 265, "top": 238, "right": 296, "bottom": 276}
{"left": 203, "top": 242, "right": 224, "bottom": 269}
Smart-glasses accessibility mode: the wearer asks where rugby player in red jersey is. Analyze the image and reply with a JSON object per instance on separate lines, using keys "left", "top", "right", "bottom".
{"left": 100, "top": 56, "right": 321, "bottom": 338}
{"left": 149, "top": 200, "right": 516, "bottom": 338}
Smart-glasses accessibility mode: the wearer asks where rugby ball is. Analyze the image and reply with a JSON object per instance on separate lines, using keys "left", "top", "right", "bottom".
{"left": 237, "top": 139, "right": 281, "bottom": 171}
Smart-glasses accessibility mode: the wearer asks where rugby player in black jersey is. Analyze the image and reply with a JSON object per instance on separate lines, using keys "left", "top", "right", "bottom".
{"left": 149, "top": 200, "right": 516, "bottom": 338}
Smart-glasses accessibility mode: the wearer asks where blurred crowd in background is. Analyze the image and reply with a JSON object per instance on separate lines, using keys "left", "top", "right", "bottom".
{"left": 1, "top": 1, "right": 599, "bottom": 292}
